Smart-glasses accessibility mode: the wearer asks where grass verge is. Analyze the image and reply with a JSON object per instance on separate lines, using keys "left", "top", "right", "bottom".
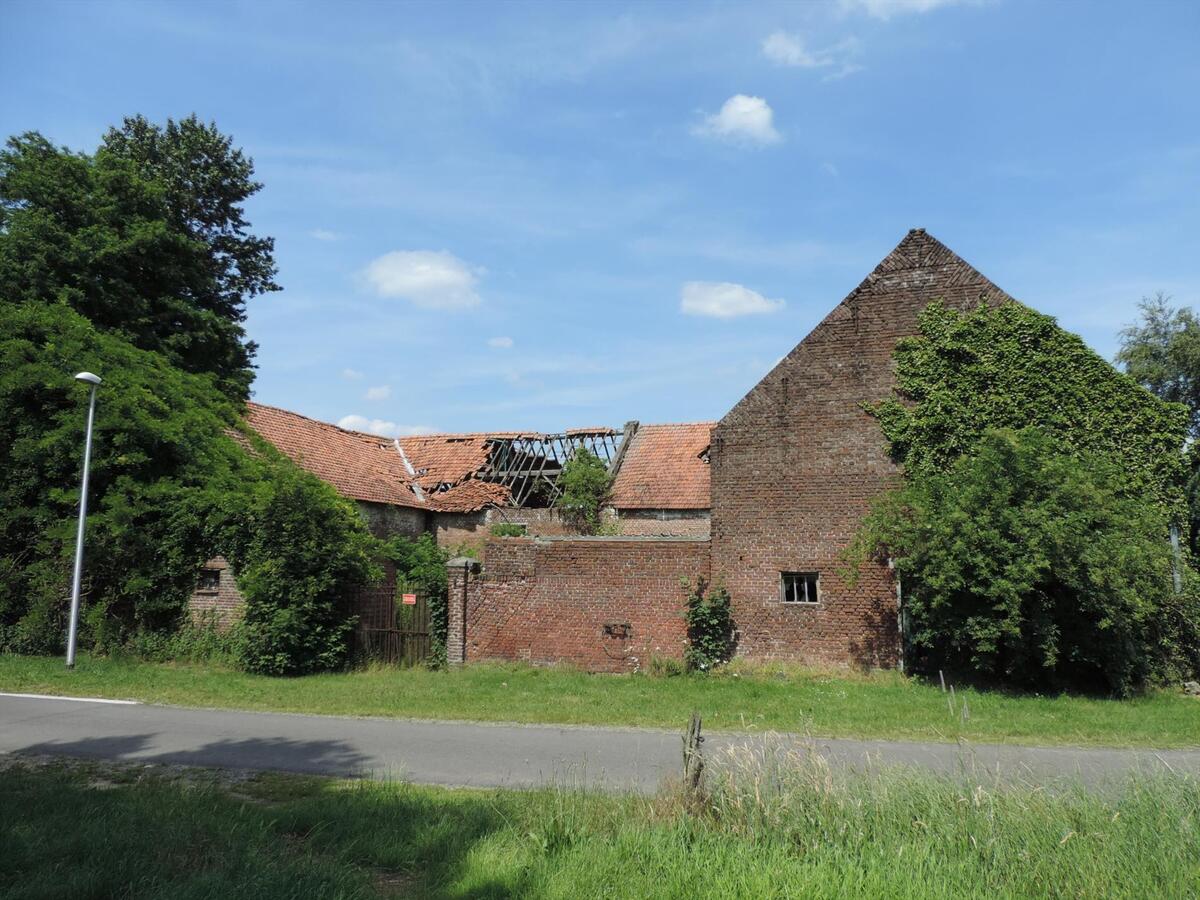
{"left": 2, "top": 753, "right": 1198, "bottom": 898}
{"left": 1, "top": 653, "right": 1198, "bottom": 748}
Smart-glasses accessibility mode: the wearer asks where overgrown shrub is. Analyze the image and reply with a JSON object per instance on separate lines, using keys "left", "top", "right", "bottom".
{"left": 554, "top": 448, "right": 612, "bottom": 534}
{"left": 385, "top": 533, "right": 450, "bottom": 667}
{"left": 220, "top": 457, "right": 380, "bottom": 676}
{"left": 858, "top": 428, "right": 1200, "bottom": 695}
{"left": 684, "top": 580, "right": 733, "bottom": 672}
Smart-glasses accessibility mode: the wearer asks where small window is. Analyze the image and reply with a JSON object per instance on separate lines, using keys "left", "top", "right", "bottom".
{"left": 197, "top": 569, "right": 221, "bottom": 593}
{"left": 781, "top": 572, "right": 819, "bottom": 604}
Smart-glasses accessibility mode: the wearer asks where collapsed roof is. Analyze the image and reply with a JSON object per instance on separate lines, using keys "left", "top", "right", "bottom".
{"left": 244, "top": 403, "right": 712, "bottom": 514}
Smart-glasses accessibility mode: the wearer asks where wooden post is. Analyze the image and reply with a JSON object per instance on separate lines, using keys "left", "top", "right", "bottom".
{"left": 682, "top": 711, "right": 704, "bottom": 798}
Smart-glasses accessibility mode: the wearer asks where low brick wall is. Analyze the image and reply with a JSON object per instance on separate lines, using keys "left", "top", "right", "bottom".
{"left": 449, "top": 536, "right": 710, "bottom": 673}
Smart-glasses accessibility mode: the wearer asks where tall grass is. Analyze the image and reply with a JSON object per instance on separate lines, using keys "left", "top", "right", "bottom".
{"left": 3, "top": 750, "right": 1198, "bottom": 898}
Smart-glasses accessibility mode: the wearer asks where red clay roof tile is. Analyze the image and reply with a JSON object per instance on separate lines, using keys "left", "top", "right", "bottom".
{"left": 610, "top": 422, "right": 713, "bottom": 509}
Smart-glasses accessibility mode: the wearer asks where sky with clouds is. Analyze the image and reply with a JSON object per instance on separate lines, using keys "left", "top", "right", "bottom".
{"left": 5, "top": 0, "right": 1199, "bottom": 435}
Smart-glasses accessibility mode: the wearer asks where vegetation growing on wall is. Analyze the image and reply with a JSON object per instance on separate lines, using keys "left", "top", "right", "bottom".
{"left": 859, "top": 301, "right": 1197, "bottom": 694}
{"left": 554, "top": 448, "right": 612, "bottom": 534}
{"left": 684, "top": 580, "right": 734, "bottom": 672}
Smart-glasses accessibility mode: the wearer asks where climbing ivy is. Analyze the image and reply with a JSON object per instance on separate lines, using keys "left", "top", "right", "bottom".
{"left": 684, "top": 580, "right": 733, "bottom": 673}
{"left": 871, "top": 301, "right": 1190, "bottom": 513}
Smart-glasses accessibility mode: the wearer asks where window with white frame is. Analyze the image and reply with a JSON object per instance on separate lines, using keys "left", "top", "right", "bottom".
{"left": 780, "top": 572, "right": 819, "bottom": 604}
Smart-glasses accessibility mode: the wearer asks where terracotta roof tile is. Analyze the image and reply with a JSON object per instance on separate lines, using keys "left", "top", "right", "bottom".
{"left": 244, "top": 403, "right": 424, "bottom": 509}
{"left": 610, "top": 423, "right": 713, "bottom": 509}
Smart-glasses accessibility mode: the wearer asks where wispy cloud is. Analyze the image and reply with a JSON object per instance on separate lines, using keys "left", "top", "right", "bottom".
{"left": 337, "top": 414, "right": 438, "bottom": 437}
{"left": 693, "top": 94, "right": 781, "bottom": 146}
{"left": 363, "top": 250, "right": 483, "bottom": 309}
{"left": 365, "top": 384, "right": 391, "bottom": 401}
{"left": 341, "top": 368, "right": 364, "bottom": 380}
{"left": 839, "top": 0, "right": 979, "bottom": 20}
{"left": 309, "top": 228, "right": 341, "bottom": 241}
{"left": 762, "top": 31, "right": 863, "bottom": 79}
{"left": 488, "top": 336, "right": 515, "bottom": 349}
{"left": 680, "top": 281, "right": 785, "bottom": 318}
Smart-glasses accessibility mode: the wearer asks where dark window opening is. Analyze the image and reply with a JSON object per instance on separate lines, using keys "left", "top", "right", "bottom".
{"left": 197, "top": 569, "right": 221, "bottom": 593}
{"left": 781, "top": 572, "right": 819, "bottom": 604}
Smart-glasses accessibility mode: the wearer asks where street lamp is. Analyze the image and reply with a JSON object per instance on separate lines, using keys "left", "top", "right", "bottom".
{"left": 66, "top": 371, "right": 101, "bottom": 669}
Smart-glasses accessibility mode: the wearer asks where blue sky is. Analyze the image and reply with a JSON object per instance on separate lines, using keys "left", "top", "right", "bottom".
{"left": 5, "top": 0, "right": 1199, "bottom": 435}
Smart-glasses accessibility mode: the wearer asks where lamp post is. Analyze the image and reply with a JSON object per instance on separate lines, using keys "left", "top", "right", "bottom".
{"left": 66, "top": 372, "right": 101, "bottom": 669}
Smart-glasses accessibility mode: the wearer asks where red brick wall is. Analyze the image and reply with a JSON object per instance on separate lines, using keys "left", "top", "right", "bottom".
{"left": 615, "top": 509, "right": 710, "bottom": 538}
{"left": 710, "top": 231, "right": 1012, "bottom": 668}
{"left": 453, "top": 536, "right": 710, "bottom": 673}
{"left": 188, "top": 557, "right": 244, "bottom": 628}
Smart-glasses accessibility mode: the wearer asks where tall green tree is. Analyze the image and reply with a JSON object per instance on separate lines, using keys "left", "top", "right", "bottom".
{"left": 554, "top": 448, "right": 612, "bottom": 534}
{"left": 1117, "top": 293, "right": 1200, "bottom": 437}
{"left": 0, "top": 117, "right": 277, "bottom": 398}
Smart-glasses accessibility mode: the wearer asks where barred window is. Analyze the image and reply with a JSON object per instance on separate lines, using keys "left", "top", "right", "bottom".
{"left": 781, "top": 572, "right": 819, "bottom": 604}
{"left": 197, "top": 569, "right": 221, "bottom": 593}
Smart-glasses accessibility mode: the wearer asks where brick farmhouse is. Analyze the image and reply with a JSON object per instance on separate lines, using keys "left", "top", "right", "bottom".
{"left": 192, "top": 229, "right": 1014, "bottom": 671}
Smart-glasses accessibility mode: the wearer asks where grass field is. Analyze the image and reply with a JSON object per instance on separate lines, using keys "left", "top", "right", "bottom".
{"left": 2, "top": 653, "right": 1198, "bottom": 748}
{"left": 2, "top": 754, "right": 1198, "bottom": 898}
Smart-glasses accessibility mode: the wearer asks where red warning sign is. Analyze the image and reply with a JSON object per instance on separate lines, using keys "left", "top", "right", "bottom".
{"left": 402, "top": 593, "right": 417, "bottom": 605}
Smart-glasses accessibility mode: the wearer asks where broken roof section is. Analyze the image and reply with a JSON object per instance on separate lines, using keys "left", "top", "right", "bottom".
{"left": 610, "top": 422, "right": 713, "bottom": 509}
{"left": 245, "top": 403, "right": 712, "bottom": 515}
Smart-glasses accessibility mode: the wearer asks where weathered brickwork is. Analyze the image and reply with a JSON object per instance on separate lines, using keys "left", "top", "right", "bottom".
{"left": 450, "top": 537, "right": 709, "bottom": 673}
{"left": 188, "top": 556, "right": 244, "bottom": 628}
{"left": 710, "top": 230, "right": 1013, "bottom": 667}
{"left": 615, "top": 509, "right": 710, "bottom": 538}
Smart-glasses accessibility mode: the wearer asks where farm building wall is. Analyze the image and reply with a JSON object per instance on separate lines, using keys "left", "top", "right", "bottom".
{"left": 710, "top": 229, "right": 1012, "bottom": 667}
{"left": 448, "top": 536, "right": 710, "bottom": 673}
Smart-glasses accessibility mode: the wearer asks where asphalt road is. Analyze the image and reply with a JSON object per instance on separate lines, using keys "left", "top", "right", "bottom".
{"left": 2, "top": 693, "right": 1197, "bottom": 792}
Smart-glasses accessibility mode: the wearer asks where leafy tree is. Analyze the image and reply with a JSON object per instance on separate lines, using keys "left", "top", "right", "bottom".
{"left": 0, "top": 302, "right": 379, "bottom": 671}
{"left": 1117, "top": 293, "right": 1200, "bottom": 437}
{"left": 859, "top": 428, "right": 1199, "bottom": 695}
{"left": 0, "top": 117, "right": 277, "bottom": 398}
{"left": 554, "top": 447, "right": 612, "bottom": 534}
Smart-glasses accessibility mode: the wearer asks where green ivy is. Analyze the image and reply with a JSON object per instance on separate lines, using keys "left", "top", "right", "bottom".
{"left": 871, "top": 301, "right": 1190, "bottom": 513}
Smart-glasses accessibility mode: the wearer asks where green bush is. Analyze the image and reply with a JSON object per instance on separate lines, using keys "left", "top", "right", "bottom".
{"left": 684, "top": 581, "right": 733, "bottom": 672}
{"left": 220, "top": 457, "right": 379, "bottom": 676}
{"left": 859, "top": 428, "right": 1200, "bottom": 695}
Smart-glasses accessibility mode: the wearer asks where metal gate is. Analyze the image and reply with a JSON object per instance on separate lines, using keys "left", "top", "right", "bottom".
{"left": 355, "top": 588, "right": 431, "bottom": 666}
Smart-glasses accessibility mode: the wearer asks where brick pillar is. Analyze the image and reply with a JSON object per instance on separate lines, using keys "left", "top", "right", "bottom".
{"left": 445, "top": 557, "right": 479, "bottom": 666}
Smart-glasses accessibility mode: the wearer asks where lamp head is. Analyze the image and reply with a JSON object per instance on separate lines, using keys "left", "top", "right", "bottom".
{"left": 74, "top": 372, "right": 102, "bottom": 386}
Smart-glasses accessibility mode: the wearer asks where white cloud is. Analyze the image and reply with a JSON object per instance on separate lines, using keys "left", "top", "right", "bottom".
{"left": 309, "top": 228, "right": 341, "bottom": 241}
{"left": 487, "top": 336, "right": 514, "bottom": 349}
{"left": 363, "top": 250, "right": 482, "bottom": 309}
{"left": 365, "top": 384, "right": 392, "bottom": 401}
{"left": 693, "top": 95, "right": 781, "bottom": 146}
{"left": 821, "top": 161, "right": 840, "bottom": 177}
{"left": 840, "top": 0, "right": 975, "bottom": 19}
{"left": 762, "top": 32, "right": 863, "bottom": 79}
{"left": 680, "top": 281, "right": 785, "bottom": 318}
{"left": 341, "top": 368, "right": 364, "bottom": 380}
{"left": 337, "top": 414, "right": 439, "bottom": 437}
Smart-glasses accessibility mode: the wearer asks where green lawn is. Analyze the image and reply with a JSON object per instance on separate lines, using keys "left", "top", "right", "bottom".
{"left": 2, "top": 756, "right": 1197, "bottom": 898}
{"left": 2, "top": 653, "right": 1198, "bottom": 748}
